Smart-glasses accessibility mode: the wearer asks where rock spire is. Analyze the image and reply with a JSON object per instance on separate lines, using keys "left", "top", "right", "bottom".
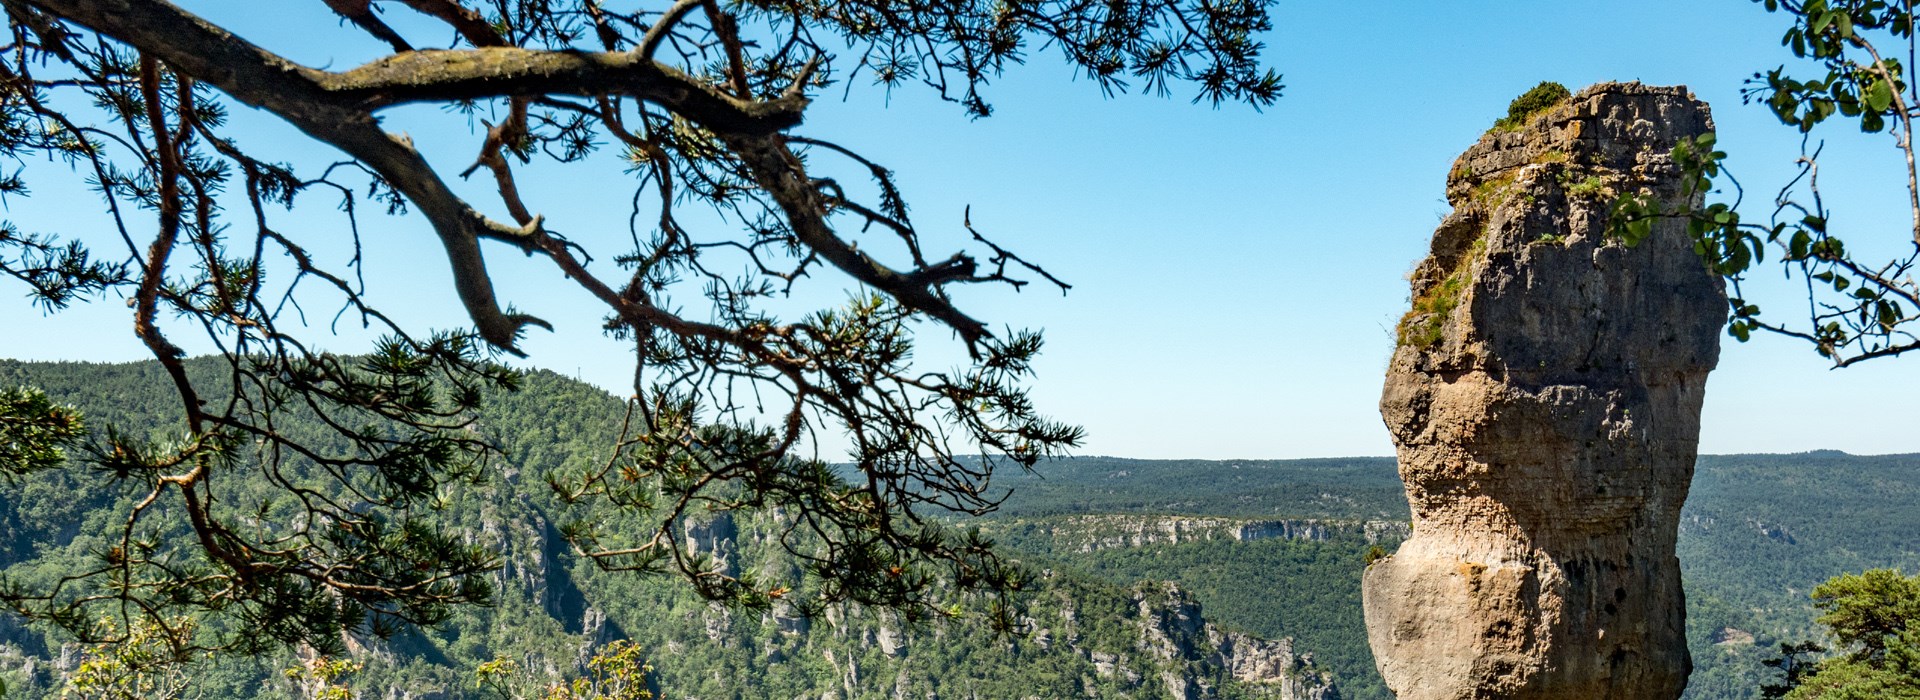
{"left": 1363, "top": 82, "right": 1726, "bottom": 699}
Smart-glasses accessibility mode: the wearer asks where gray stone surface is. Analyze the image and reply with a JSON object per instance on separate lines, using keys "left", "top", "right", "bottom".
{"left": 1363, "top": 82, "right": 1726, "bottom": 700}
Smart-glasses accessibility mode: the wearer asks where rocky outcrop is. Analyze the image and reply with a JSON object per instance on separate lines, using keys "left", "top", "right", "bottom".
{"left": 807, "top": 580, "right": 1337, "bottom": 699}
{"left": 1132, "top": 582, "right": 1341, "bottom": 700}
{"left": 1361, "top": 520, "right": 1414, "bottom": 544}
{"left": 1364, "top": 83, "right": 1725, "bottom": 699}
{"left": 684, "top": 512, "right": 740, "bottom": 576}
{"left": 1213, "top": 631, "right": 1341, "bottom": 700}
{"left": 812, "top": 581, "right": 1337, "bottom": 699}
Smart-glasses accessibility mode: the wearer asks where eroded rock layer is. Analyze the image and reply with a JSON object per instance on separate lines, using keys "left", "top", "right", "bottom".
{"left": 1363, "top": 83, "right": 1725, "bottom": 699}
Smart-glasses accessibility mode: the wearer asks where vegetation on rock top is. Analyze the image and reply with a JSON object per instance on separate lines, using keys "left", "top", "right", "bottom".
{"left": 1396, "top": 236, "right": 1485, "bottom": 349}
{"left": 1492, "top": 81, "right": 1573, "bottom": 132}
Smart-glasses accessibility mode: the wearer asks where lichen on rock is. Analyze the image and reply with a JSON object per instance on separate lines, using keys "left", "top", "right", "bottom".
{"left": 1365, "top": 82, "right": 1726, "bottom": 700}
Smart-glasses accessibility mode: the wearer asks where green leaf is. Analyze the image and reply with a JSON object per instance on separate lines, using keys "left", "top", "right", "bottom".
{"left": 1866, "top": 79, "right": 1894, "bottom": 112}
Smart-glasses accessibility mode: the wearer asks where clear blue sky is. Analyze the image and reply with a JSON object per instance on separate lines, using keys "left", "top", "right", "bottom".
{"left": 4, "top": 0, "right": 1917, "bottom": 459}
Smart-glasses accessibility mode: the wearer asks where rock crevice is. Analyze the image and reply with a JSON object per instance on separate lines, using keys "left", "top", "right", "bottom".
{"left": 1363, "top": 82, "right": 1726, "bottom": 700}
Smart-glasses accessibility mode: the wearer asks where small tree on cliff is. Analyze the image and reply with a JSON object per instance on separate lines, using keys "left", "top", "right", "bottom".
{"left": 0, "top": 0, "right": 1281, "bottom": 654}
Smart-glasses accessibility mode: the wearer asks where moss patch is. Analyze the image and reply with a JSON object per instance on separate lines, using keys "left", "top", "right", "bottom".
{"left": 1469, "top": 172, "right": 1519, "bottom": 209}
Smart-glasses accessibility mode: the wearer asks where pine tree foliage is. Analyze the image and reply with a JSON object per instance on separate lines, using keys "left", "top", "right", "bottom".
{"left": 1766, "top": 569, "right": 1920, "bottom": 699}
{"left": 0, "top": 0, "right": 1282, "bottom": 653}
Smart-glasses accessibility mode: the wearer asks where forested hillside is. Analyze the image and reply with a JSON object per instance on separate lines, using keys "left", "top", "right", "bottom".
{"left": 1676, "top": 452, "right": 1920, "bottom": 699}
{"left": 984, "top": 457, "right": 1409, "bottom": 521}
{"left": 3, "top": 358, "right": 1914, "bottom": 699}
{"left": 0, "top": 359, "right": 1334, "bottom": 699}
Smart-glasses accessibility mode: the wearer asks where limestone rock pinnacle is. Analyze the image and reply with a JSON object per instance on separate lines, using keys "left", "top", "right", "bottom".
{"left": 1363, "top": 82, "right": 1726, "bottom": 699}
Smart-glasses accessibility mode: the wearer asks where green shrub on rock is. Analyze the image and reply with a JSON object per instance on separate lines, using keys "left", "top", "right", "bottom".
{"left": 1494, "top": 81, "right": 1572, "bottom": 131}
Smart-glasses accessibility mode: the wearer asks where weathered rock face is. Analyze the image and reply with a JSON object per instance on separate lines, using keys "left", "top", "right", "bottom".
{"left": 1131, "top": 581, "right": 1342, "bottom": 700}
{"left": 995, "top": 514, "right": 1410, "bottom": 553}
{"left": 1363, "top": 83, "right": 1726, "bottom": 699}
{"left": 683, "top": 512, "right": 740, "bottom": 576}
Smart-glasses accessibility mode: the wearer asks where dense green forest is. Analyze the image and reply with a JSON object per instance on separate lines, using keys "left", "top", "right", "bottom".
{"left": 0, "top": 359, "right": 1334, "bottom": 699}
{"left": 2, "top": 358, "right": 1915, "bottom": 698}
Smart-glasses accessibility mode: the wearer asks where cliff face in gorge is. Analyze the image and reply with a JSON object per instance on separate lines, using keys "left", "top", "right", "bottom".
{"left": 1363, "top": 83, "right": 1726, "bottom": 699}
{"left": 710, "top": 529, "right": 1342, "bottom": 700}
{"left": 987, "top": 514, "right": 1410, "bottom": 554}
